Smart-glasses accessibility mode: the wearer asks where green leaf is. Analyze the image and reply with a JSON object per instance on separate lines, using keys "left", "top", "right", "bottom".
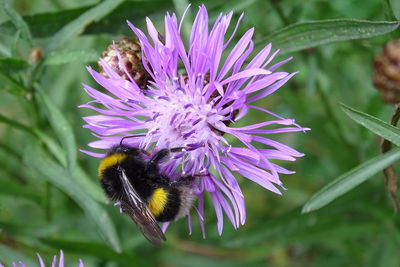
{"left": 33, "top": 130, "right": 107, "bottom": 204}
{"left": 0, "top": 0, "right": 32, "bottom": 45}
{"left": 0, "top": 5, "right": 91, "bottom": 38}
{"left": 43, "top": 49, "right": 99, "bottom": 65}
{"left": 73, "top": 166, "right": 108, "bottom": 204}
{"left": 23, "top": 143, "right": 121, "bottom": 252}
{"left": 364, "top": 234, "right": 400, "bottom": 267}
{"left": 0, "top": 244, "right": 37, "bottom": 267}
{"left": 0, "top": 177, "right": 41, "bottom": 202}
{"left": 263, "top": 19, "right": 400, "bottom": 54}
{"left": 0, "top": 58, "right": 30, "bottom": 73}
{"left": 0, "top": 72, "right": 28, "bottom": 96}
{"left": 302, "top": 147, "right": 400, "bottom": 213}
{"left": 389, "top": 0, "right": 400, "bottom": 20}
{"left": 44, "top": 0, "right": 124, "bottom": 52}
{"left": 0, "top": 1, "right": 172, "bottom": 38}
{"left": 36, "top": 90, "right": 77, "bottom": 173}
{"left": 0, "top": 113, "right": 34, "bottom": 134}
{"left": 161, "top": 252, "right": 242, "bottom": 267}
{"left": 341, "top": 103, "right": 400, "bottom": 146}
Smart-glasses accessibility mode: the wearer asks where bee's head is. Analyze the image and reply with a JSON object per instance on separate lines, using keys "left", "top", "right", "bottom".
{"left": 118, "top": 144, "right": 134, "bottom": 152}
{"left": 108, "top": 144, "right": 138, "bottom": 155}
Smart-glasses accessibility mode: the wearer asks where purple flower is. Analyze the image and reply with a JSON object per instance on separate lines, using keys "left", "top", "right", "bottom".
{"left": 2, "top": 250, "right": 84, "bottom": 267}
{"left": 81, "top": 5, "right": 308, "bottom": 236}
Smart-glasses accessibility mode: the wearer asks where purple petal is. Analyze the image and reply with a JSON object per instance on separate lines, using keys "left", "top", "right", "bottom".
{"left": 252, "top": 136, "right": 304, "bottom": 157}
{"left": 58, "top": 250, "right": 64, "bottom": 267}
{"left": 51, "top": 255, "right": 57, "bottom": 267}
{"left": 247, "top": 72, "right": 297, "bottom": 103}
{"left": 197, "top": 194, "right": 206, "bottom": 238}
{"left": 220, "top": 68, "right": 271, "bottom": 85}
{"left": 218, "top": 28, "right": 254, "bottom": 80}
{"left": 80, "top": 149, "right": 106, "bottom": 158}
{"left": 162, "top": 222, "right": 170, "bottom": 233}
{"left": 37, "top": 253, "right": 45, "bottom": 267}
{"left": 210, "top": 191, "right": 224, "bottom": 235}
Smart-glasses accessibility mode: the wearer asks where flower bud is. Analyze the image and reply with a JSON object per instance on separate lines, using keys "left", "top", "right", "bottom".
{"left": 373, "top": 39, "right": 400, "bottom": 104}
{"left": 29, "top": 47, "right": 42, "bottom": 64}
{"left": 99, "top": 38, "right": 151, "bottom": 89}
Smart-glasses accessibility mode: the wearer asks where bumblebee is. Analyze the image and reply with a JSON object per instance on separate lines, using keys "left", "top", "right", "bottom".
{"left": 98, "top": 138, "right": 195, "bottom": 247}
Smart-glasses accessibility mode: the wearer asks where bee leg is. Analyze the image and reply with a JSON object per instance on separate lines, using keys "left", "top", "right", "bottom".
{"left": 147, "top": 147, "right": 187, "bottom": 168}
{"left": 147, "top": 146, "right": 195, "bottom": 177}
{"left": 145, "top": 149, "right": 172, "bottom": 179}
{"left": 148, "top": 149, "right": 170, "bottom": 167}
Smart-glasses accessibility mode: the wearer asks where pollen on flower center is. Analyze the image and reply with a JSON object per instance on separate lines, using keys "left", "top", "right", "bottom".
{"left": 144, "top": 84, "right": 220, "bottom": 149}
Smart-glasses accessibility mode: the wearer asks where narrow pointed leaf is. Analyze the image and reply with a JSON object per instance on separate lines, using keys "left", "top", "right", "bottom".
{"left": 44, "top": 49, "right": 99, "bottom": 65}
{"left": 33, "top": 130, "right": 107, "bottom": 204}
{"left": 44, "top": 0, "right": 124, "bottom": 52}
{"left": 0, "top": 72, "right": 27, "bottom": 96}
{"left": 0, "top": 178, "right": 41, "bottom": 202}
{"left": 0, "top": 244, "right": 36, "bottom": 267}
{"left": 0, "top": 0, "right": 32, "bottom": 45}
{"left": 341, "top": 103, "right": 400, "bottom": 146}
{"left": 0, "top": 113, "right": 33, "bottom": 134}
{"left": 0, "top": 1, "right": 171, "bottom": 38}
{"left": 0, "top": 58, "right": 30, "bottom": 73}
{"left": 263, "top": 19, "right": 400, "bottom": 54}
{"left": 302, "top": 148, "right": 400, "bottom": 213}
{"left": 23, "top": 144, "right": 121, "bottom": 252}
{"left": 36, "top": 90, "right": 76, "bottom": 173}
{"left": 389, "top": 0, "right": 400, "bottom": 20}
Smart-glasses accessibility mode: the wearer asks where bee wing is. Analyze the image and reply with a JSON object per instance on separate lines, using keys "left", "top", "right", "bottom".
{"left": 118, "top": 168, "right": 166, "bottom": 247}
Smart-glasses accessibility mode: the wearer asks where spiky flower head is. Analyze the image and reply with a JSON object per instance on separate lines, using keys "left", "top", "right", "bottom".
{"left": 81, "top": 5, "right": 308, "bottom": 236}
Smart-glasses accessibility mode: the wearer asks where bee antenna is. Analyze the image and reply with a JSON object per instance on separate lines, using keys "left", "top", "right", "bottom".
{"left": 120, "top": 134, "right": 147, "bottom": 146}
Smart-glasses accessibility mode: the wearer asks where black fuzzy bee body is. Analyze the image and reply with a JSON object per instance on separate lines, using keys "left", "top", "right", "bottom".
{"left": 98, "top": 144, "right": 195, "bottom": 246}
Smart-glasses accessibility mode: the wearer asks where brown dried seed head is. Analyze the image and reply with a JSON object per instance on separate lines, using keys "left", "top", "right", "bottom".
{"left": 99, "top": 38, "right": 152, "bottom": 89}
{"left": 373, "top": 39, "right": 400, "bottom": 104}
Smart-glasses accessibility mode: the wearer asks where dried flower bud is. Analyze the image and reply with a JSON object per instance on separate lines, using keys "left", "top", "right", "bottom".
{"left": 373, "top": 39, "right": 400, "bottom": 104}
{"left": 29, "top": 47, "right": 42, "bottom": 64}
{"left": 99, "top": 38, "right": 151, "bottom": 89}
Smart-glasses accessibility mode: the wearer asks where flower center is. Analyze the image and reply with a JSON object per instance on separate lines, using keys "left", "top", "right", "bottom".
{"left": 145, "top": 85, "right": 220, "bottom": 150}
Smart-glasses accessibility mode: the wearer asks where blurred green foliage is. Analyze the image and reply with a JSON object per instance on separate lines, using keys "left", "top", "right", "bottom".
{"left": 0, "top": 0, "right": 400, "bottom": 266}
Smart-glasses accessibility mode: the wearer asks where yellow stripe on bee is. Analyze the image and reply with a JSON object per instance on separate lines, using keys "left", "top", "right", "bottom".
{"left": 98, "top": 153, "right": 128, "bottom": 178}
{"left": 147, "top": 188, "right": 168, "bottom": 216}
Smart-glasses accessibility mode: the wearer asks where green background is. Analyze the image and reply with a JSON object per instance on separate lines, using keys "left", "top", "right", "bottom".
{"left": 0, "top": 0, "right": 399, "bottom": 266}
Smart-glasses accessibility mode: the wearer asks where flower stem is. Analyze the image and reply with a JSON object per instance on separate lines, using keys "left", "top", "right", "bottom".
{"left": 381, "top": 105, "right": 400, "bottom": 213}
